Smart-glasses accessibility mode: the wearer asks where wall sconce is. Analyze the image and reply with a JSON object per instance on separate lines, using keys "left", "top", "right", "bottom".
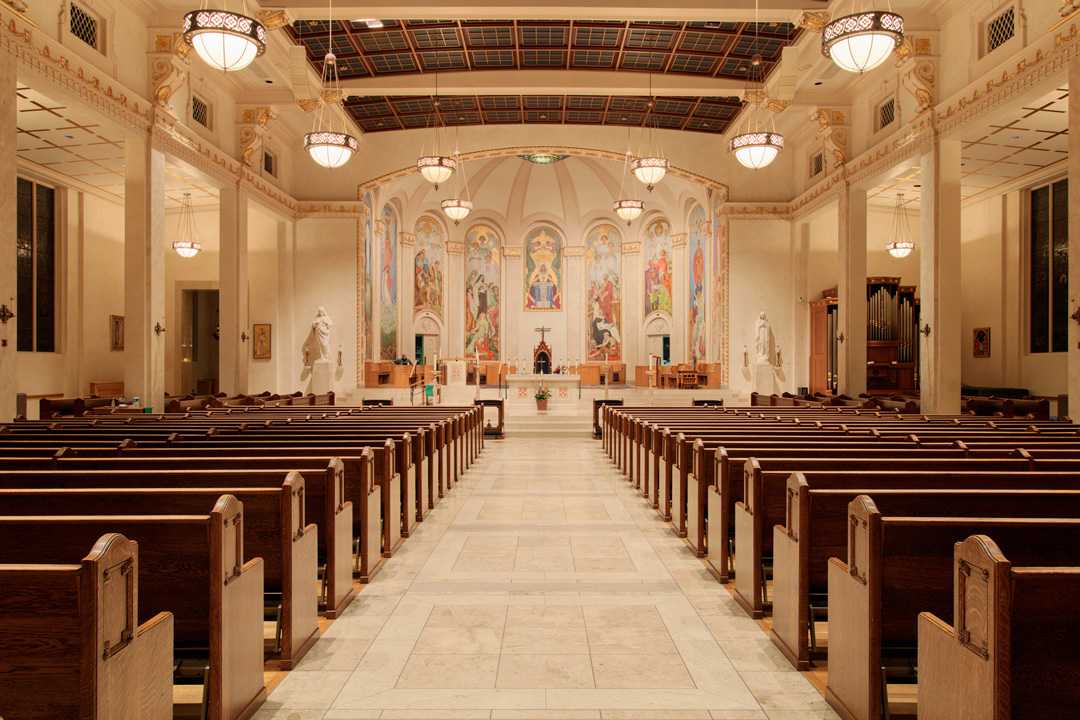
{"left": 0, "top": 304, "right": 13, "bottom": 324}
{"left": 920, "top": 323, "right": 931, "bottom": 337}
{"left": 154, "top": 322, "right": 166, "bottom": 336}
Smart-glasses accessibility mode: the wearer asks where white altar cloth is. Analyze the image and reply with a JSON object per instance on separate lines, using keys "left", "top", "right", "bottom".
{"left": 506, "top": 373, "right": 580, "bottom": 403}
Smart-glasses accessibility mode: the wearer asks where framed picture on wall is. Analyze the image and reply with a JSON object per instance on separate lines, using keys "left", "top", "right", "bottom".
{"left": 973, "top": 327, "right": 991, "bottom": 358}
{"left": 252, "top": 323, "right": 272, "bottom": 360}
{"left": 109, "top": 315, "right": 124, "bottom": 351}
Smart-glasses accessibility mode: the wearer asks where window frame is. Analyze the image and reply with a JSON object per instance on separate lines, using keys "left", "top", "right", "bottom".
{"left": 16, "top": 176, "right": 60, "bottom": 354}
{"left": 58, "top": 0, "right": 117, "bottom": 76}
{"left": 1026, "top": 176, "right": 1069, "bottom": 355}
{"left": 875, "top": 96, "right": 897, "bottom": 134}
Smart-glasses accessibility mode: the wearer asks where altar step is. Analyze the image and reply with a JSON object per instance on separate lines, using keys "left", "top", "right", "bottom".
{"left": 503, "top": 415, "right": 594, "bottom": 437}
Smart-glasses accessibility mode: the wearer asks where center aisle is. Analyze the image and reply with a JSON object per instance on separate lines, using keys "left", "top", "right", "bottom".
{"left": 257, "top": 435, "right": 837, "bottom": 720}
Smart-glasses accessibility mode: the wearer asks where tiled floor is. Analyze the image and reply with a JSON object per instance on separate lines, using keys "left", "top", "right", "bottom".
{"left": 255, "top": 435, "right": 838, "bottom": 720}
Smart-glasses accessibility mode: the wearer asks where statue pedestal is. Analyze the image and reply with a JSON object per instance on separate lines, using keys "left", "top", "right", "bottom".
{"left": 752, "top": 363, "right": 777, "bottom": 395}
{"left": 311, "top": 359, "right": 333, "bottom": 395}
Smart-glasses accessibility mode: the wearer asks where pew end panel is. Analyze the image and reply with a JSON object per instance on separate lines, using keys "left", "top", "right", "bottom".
{"left": 279, "top": 471, "right": 320, "bottom": 669}
{"left": 209, "top": 495, "right": 267, "bottom": 720}
{"left": 825, "top": 496, "right": 880, "bottom": 720}
{"left": 770, "top": 473, "right": 812, "bottom": 670}
{"left": 323, "top": 458, "right": 356, "bottom": 618}
{"left": 733, "top": 460, "right": 766, "bottom": 619}
{"left": 916, "top": 534, "right": 1008, "bottom": 720}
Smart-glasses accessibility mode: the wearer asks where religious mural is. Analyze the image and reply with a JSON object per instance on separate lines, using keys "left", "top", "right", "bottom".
{"left": 414, "top": 215, "right": 446, "bottom": 319}
{"left": 379, "top": 205, "right": 398, "bottom": 360}
{"left": 688, "top": 204, "right": 708, "bottom": 364}
{"left": 644, "top": 216, "right": 673, "bottom": 317}
{"left": 524, "top": 224, "right": 563, "bottom": 311}
{"left": 585, "top": 223, "right": 622, "bottom": 361}
{"left": 363, "top": 192, "right": 374, "bottom": 359}
{"left": 465, "top": 224, "right": 501, "bottom": 359}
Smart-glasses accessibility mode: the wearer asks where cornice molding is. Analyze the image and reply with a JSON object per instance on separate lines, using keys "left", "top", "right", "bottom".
{"left": 296, "top": 201, "right": 367, "bottom": 219}
{"left": 718, "top": 202, "right": 793, "bottom": 220}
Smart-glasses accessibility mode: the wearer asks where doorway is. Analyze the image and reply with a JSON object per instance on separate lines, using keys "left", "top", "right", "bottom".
{"left": 181, "top": 289, "right": 220, "bottom": 395}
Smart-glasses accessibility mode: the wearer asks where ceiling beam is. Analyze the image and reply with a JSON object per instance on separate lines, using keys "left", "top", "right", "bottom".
{"left": 340, "top": 69, "right": 750, "bottom": 97}
{"left": 260, "top": 0, "right": 813, "bottom": 22}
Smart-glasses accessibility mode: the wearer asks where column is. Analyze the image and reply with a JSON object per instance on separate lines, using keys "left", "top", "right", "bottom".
{"left": 1068, "top": 57, "right": 1080, "bottom": 415}
{"left": 920, "top": 135, "right": 963, "bottom": 414}
{"left": 124, "top": 131, "right": 167, "bottom": 411}
{"left": 400, "top": 232, "right": 415, "bottom": 359}
{"left": 276, "top": 219, "right": 296, "bottom": 392}
{"left": 447, "top": 230, "right": 465, "bottom": 357}
{"left": 62, "top": 189, "right": 84, "bottom": 397}
{"left": 621, "top": 240, "right": 640, "bottom": 371}
{"left": 0, "top": 58, "right": 15, "bottom": 419}
{"left": 791, "top": 221, "right": 810, "bottom": 391}
{"left": 219, "top": 182, "right": 249, "bottom": 395}
{"left": 565, "top": 246, "right": 583, "bottom": 364}
{"left": 837, "top": 181, "right": 868, "bottom": 396}
{"left": 672, "top": 233, "right": 688, "bottom": 364}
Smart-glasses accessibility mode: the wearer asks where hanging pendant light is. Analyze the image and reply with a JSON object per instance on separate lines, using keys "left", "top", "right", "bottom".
{"left": 441, "top": 145, "right": 473, "bottom": 224}
{"left": 822, "top": 2, "right": 904, "bottom": 74}
{"left": 632, "top": 77, "right": 668, "bottom": 191}
{"left": 417, "top": 76, "right": 456, "bottom": 188}
{"left": 612, "top": 136, "right": 645, "bottom": 225}
{"left": 182, "top": 1, "right": 266, "bottom": 72}
{"left": 303, "top": 0, "right": 358, "bottom": 168}
{"left": 729, "top": 7, "right": 784, "bottom": 172}
{"left": 886, "top": 192, "right": 915, "bottom": 258}
{"left": 173, "top": 193, "right": 203, "bottom": 258}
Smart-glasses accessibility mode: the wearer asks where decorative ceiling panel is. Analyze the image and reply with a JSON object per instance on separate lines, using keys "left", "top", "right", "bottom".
{"left": 342, "top": 94, "right": 744, "bottom": 134}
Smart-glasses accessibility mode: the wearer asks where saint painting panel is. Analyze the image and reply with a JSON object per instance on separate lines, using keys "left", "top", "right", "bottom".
{"left": 379, "top": 205, "right": 398, "bottom": 360}
{"left": 585, "top": 224, "right": 622, "bottom": 361}
{"left": 414, "top": 215, "right": 446, "bottom": 319}
{"left": 688, "top": 204, "right": 708, "bottom": 364}
{"left": 644, "top": 216, "right": 673, "bottom": 317}
{"left": 465, "top": 224, "right": 501, "bottom": 360}
{"left": 524, "top": 224, "right": 563, "bottom": 311}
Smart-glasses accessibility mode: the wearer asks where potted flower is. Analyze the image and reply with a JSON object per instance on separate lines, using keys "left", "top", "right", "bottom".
{"left": 534, "top": 385, "right": 551, "bottom": 411}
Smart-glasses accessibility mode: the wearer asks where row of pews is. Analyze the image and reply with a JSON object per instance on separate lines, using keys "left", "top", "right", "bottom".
{"left": 600, "top": 403, "right": 1080, "bottom": 720}
{"left": 0, "top": 402, "right": 484, "bottom": 720}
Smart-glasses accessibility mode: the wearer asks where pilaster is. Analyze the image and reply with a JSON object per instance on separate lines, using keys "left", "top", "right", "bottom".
{"left": 219, "top": 183, "right": 250, "bottom": 395}
{"left": 0, "top": 57, "right": 15, "bottom": 418}
{"left": 236, "top": 106, "right": 276, "bottom": 171}
{"left": 837, "top": 180, "right": 868, "bottom": 396}
{"left": 123, "top": 131, "right": 167, "bottom": 410}
{"left": 1068, "top": 57, "right": 1080, "bottom": 414}
{"left": 920, "top": 134, "right": 963, "bottom": 414}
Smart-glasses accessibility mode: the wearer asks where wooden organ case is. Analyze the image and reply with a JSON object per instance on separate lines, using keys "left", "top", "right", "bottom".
{"left": 809, "top": 277, "right": 920, "bottom": 396}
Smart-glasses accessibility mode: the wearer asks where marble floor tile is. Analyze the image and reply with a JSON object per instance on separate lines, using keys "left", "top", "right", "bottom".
{"left": 259, "top": 434, "right": 833, "bottom": 720}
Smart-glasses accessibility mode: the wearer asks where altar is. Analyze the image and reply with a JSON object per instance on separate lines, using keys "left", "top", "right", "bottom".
{"left": 506, "top": 373, "right": 580, "bottom": 405}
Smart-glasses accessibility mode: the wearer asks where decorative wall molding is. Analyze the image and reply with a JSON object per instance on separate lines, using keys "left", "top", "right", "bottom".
{"left": 296, "top": 201, "right": 366, "bottom": 219}
{"left": 718, "top": 202, "right": 792, "bottom": 220}
{"left": 356, "top": 145, "right": 729, "bottom": 197}
{"left": 672, "top": 232, "right": 687, "bottom": 248}
{"left": 621, "top": 242, "right": 641, "bottom": 254}
{"left": 237, "top": 105, "right": 276, "bottom": 170}
{"left": 503, "top": 246, "right": 522, "bottom": 257}
{"left": 565, "top": 245, "right": 584, "bottom": 257}
{"left": 797, "top": 11, "right": 830, "bottom": 31}
{"left": 811, "top": 107, "right": 850, "bottom": 167}
{"left": 447, "top": 241, "right": 465, "bottom": 255}
{"left": 399, "top": 231, "right": 415, "bottom": 246}
{"left": 148, "top": 32, "right": 189, "bottom": 114}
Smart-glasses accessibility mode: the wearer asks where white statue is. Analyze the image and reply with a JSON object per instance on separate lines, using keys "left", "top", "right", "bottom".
{"left": 312, "top": 306, "right": 333, "bottom": 362}
{"left": 754, "top": 311, "right": 772, "bottom": 365}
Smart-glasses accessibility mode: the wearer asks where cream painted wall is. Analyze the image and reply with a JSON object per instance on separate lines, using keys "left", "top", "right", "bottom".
{"left": 247, "top": 204, "right": 281, "bottom": 393}
{"left": 294, "top": 218, "right": 356, "bottom": 396}
{"left": 78, "top": 192, "right": 126, "bottom": 392}
{"left": 164, "top": 205, "right": 220, "bottom": 395}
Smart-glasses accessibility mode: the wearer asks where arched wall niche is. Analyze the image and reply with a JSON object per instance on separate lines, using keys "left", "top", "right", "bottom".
{"left": 642, "top": 212, "right": 673, "bottom": 322}
{"left": 687, "top": 202, "right": 709, "bottom": 365}
{"left": 584, "top": 221, "right": 623, "bottom": 362}
{"left": 379, "top": 203, "right": 400, "bottom": 360}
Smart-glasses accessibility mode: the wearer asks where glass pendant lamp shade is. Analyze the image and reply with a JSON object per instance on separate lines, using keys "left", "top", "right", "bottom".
{"left": 822, "top": 11, "right": 904, "bottom": 73}
{"left": 305, "top": 131, "right": 358, "bottom": 168}
{"left": 418, "top": 155, "right": 456, "bottom": 187}
{"left": 886, "top": 192, "right": 915, "bottom": 258}
{"left": 441, "top": 198, "right": 473, "bottom": 222}
{"left": 613, "top": 199, "right": 644, "bottom": 223}
{"left": 183, "top": 9, "right": 266, "bottom": 72}
{"left": 730, "top": 131, "right": 784, "bottom": 170}
{"left": 172, "top": 193, "right": 203, "bottom": 258}
{"left": 631, "top": 156, "right": 668, "bottom": 189}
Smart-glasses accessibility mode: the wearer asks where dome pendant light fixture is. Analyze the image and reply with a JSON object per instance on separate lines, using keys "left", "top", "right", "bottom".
{"left": 440, "top": 145, "right": 473, "bottom": 224}
{"left": 631, "top": 75, "right": 668, "bottom": 191}
{"left": 885, "top": 192, "right": 915, "bottom": 258}
{"left": 729, "top": 3, "right": 784, "bottom": 172}
{"left": 182, "top": 1, "right": 267, "bottom": 72}
{"left": 612, "top": 133, "right": 645, "bottom": 225}
{"left": 822, "top": 1, "right": 904, "bottom": 74}
{"left": 304, "top": 0, "right": 358, "bottom": 168}
{"left": 417, "top": 74, "right": 456, "bottom": 189}
{"left": 172, "top": 193, "right": 203, "bottom": 258}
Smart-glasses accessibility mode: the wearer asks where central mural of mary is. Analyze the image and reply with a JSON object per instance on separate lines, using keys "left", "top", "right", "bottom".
{"left": 524, "top": 225, "right": 563, "bottom": 311}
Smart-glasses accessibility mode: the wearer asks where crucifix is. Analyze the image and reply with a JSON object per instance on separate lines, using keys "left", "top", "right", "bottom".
{"left": 534, "top": 326, "right": 551, "bottom": 344}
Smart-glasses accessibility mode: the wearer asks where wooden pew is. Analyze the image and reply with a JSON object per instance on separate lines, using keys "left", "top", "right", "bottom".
{"left": 827, "top": 497, "right": 1080, "bottom": 720}
{"left": 917, "top": 534, "right": 1080, "bottom": 719}
{"left": 772, "top": 473, "right": 1080, "bottom": 670}
{"left": 0, "top": 474, "right": 318, "bottom": 668}
{"left": 0, "top": 532, "right": 174, "bottom": 719}
{"left": 0, "top": 495, "right": 265, "bottom": 720}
